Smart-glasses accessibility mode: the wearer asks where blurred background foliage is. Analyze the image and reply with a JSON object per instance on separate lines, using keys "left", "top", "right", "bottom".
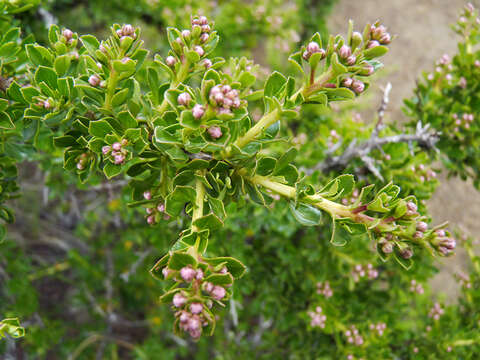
{"left": 1, "top": 0, "right": 480, "bottom": 359}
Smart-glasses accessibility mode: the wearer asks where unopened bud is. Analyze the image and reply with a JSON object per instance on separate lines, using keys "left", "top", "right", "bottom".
{"left": 114, "top": 154, "right": 125, "bottom": 164}
{"left": 211, "top": 285, "right": 226, "bottom": 300}
{"left": 201, "top": 24, "right": 211, "bottom": 33}
{"left": 307, "top": 41, "right": 320, "bottom": 53}
{"left": 102, "top": 146, "right": 111, "bottom": 155}
{"left": 88, "top": 74, "right": 101, "bottom": 87}
{"left": 416, "top": 221, "right": 428, "bottom": 232}
{"left": 146, "top": 215, "right": 155, "bottom": 225}
{"left": 143, "top": 191, "right": 152, "bottom": 200}
{"left": 351, "top": 80, "right": 365, "bottom": 94}
{"left": 367, "top": 40, "right": 380, "bottom": 49}
{"left": 112, "top": 142, "right": 122, "bottom": 151}
{"left": 208, "top": 126, "right": 222, "bottom": 139}
{"left": 180, "top": 266, "right": 196, "bottom": 282}
{"left": 351, "top": 31, "right": 363, "bottom": 49}
{"left": 62, "top": 29, "right": 73, "bottom": 40}
{"left": 382, "top": 242, "right": 394, "bottom": 254}
{"left": 198, "top": 16, "right": 208, "bottom": 25}
{"left": 122, "top": 24, "right": 135, "bottom": 37}
{"left": 43, "top": 100, "right": 51, "bottom": 109}
{"left": 190, "top": 302, "right": 203, "bottom": 314}
{"left": 203, "top": 59, "right": 212, "bottom": 69}
{"left": 401, "top": 248, "right": 414, "bottom": 259}
{"left": 346, "top": 55, "right": 356, "bottom": 66}
{"left": 192, "top": 104, "right": 205, "bottom": 119}
{"left": 342, "top": 77, "right": 353, "bottom": 87}
{"left": 177, "top": 92, "right": 191, "bottom": 106}
{"left": 173, "top": 293, "right": 187, "bottom": 308}
{"left": 339, "top": 45, "right": 352, "bottom": 59}
{"left": 200, "top": 33, "right": 209, "bottom": 43}
{"left": 406, "top": 201, "right": 417, "bottom": 213}
{"left": 194, "top": 45, "right": 205, "bottom": 57}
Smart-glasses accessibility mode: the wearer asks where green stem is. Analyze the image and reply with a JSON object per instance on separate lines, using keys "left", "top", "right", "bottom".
{"left": 233, "top": 108, "right": 280, "bottom": 149}
{"left": 104, "top": 69, "right": 119, "bottom": 111}
{"left": 191, "top": 171, "right": 205, "bottom": 233}
{"left": 243, "top": 171, "right": 395, "bottom": 232}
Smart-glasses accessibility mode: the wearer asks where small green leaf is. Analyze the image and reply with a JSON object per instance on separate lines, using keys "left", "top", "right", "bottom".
{"left": 168, "top": 251, "right": 197, "bottom": 270}
{"left": 289, "top": 202, "right": 322, "bottom": 226}
{"left": 264, "top": 71, "right": 287, "bottom": 98}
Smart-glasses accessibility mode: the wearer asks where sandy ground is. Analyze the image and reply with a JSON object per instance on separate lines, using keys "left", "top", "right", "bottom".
{"left": 328, "top": 0, "right": 480, "bottom": 298}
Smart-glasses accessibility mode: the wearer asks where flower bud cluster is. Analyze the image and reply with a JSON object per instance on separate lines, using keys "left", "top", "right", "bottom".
{"left": 302, "top": 41, "right": 326, "bottom": 61}
{"left": 342, "top": 77, "right": 365, "bottom": 94}
{"left": 452, "top": 113, "right": 474, "bottom": 133}
{"left": 116, "top": 24, "right": 137, "bottom": 40}
{"left": 209, "top": 84, "right": 241, "bottom": 114}
{"left": 344, "top": 325, "right": 363, "bottom": 346}
{"left": 351, "top": 263, "right": 378, "bottom": 282}
{"left": 409, "top": 279, "right": 425, "bottom": 294}
{"left": 369, "top": 24, "right": 391, "bottom": 45}
{"left": 76, "top": 153, "right": 89, "bottom": 171}
{"left": 61, "top": 28, "right": 76, "bottom": 45}
{"left": 144, "top": 200, "right": 169, "bottom": 225}
{"left": 456, "top": 271, "right": 472, "bottom": 289}
{"left": 102, "top": 139, "right": 129, "bottom": 165}
{"left": 171, "top": 15, "right": 212, "bottom": 64}
{"left": 432, "top": 229, "right": 456, "bottom": 256}
{"left": 337, "top": 45, "right": 356, "bottom": 66}
{"left": 428, "top": 302, "right": 444, "bottom": 321}
{"left": 410, "top": 164, "right": 437, "bottom": 183}
{"left": 316, "top": 281, "right": 333, "bottom": 298}
{"left": 369, "top": 322, "right": 387, "bottom": 336}
{"left": 308, "top": 306, "right": 326, "bottom": 328}
{"left": 162, "top": 262, "right": 231, "bottom": 339}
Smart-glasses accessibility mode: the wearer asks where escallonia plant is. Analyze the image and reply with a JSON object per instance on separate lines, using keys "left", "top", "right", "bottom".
{"left": 405, "top": 3, "right": 480, "bottom": 189}
{"left": 2, "top": 13, "right": 458, "bottom": 339}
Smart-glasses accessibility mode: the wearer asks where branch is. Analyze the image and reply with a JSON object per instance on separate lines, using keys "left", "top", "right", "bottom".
{"left": 309, "top": 84, "right": 439, "bottom": 177}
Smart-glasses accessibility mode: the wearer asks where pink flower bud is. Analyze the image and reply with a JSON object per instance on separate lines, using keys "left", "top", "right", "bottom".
{"left": 63, "top": 29, "right": 73, "bottom": 40}
{"left": 211, "top": 285, "right": 226, "bottom": 300}
{"left": 165, "top": 56, "right": 176, "bottom": 67}
{"left": 76, "top": 163, "right": 84, "bottom": 170}
{"left": 302, "top": 50, "right": 311, "bottom": 60}
{"left": 198, "top": 16, "right": 208, "bottom": 25}
{"left": 180, "top": 266, "right": 196, "bottom": 282}
{"left": 342, "top": 77, "right": 353, "bottom": 87}
{"left": 99, "top": 44, "right": 107, "bottom": 53}
{"left": 143, "top": 191, "right": 152, "bottom": 200}
{"left": 346, "top": 55, "right": 356, "bottom": 66}
{"left": 88, "top": 75, "right": 100, "bottom": 87}
{"left": 146, "top": 208, "right": 154, "bottom": 215}
{"left": 173, "top": 293, "right": 187, "bottom": 308}
{"left": 102, "top": 146, "right": 111, "bottom": 155}
{"left": 192, "top": 104, "right": 205, "bottom": 119}
{"left": 194, "top": 46, "right": 205, "bottom": 57}
{"left": 43, "top": 100, "right": 51, "bottom": 109}
{"left": 203, "top": 58, "right": 212, "bottom": 69}
{"left": 351, "top": 80, "right": 365, "bottom": 94}
{"left": 416, "top": 221, "right": 428, "bottom": 232}
{"left": 413, "top": 231, "right": 423, "bottom": 239}
{"left": 190, "top": 302, "right": 203, "bottom": 314}
{"left": 406, "top": 201, "right": 417, "bottom": 213}
{"left": 367, "top": 40, "right": 380, "bottom": 49}
{"left": 401, "top": 248, "right": 413, "bottom": 259}
{"left": 201, "top": 24, "right": 211, "bottom": 33}
{"left": 181, "top": 30, "right": 191, "bottom": 39}
{"left": 157, "top": 203, "right": 165, "bottom": 212}
{"left": 338, "top": 45, "right": 352, "bottom": 59}
{"left": 208, "top": 126, "right": 222, "bottom": 139}
{"left": 200, "top": 33, "right": 209, "bottom": 43}
{"left": 195, "top": 268, "right": 204, "bottom": 280}
{"left": 114, "top": 154, "right": 125, "bottom": 164}
{"left": 382, "top": 242, "right": 394, "bottom": 254}
{"left": 379, "top": 33, "right": 391, "bottom": 44}
{"left": 306, "top": 41, "right": 320, "bottom": 53}
{"left": 112, "top": 142, "right": 122, "bottom": 151}
{"left": 146, "top": 215, "right": 155, "bottom": 225}
{"left": 122, "top": 24, "right": 135, "bottom": 37}
{"left": 203, "top": 282, "right": 214, "bottom": 293}
{"left": 177, "top": 92, "right": 191, "bottom": 106}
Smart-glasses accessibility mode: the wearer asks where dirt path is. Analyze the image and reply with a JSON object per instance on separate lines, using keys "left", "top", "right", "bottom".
{"left": 328, "top": 0, "right": 480, "bottom": 298}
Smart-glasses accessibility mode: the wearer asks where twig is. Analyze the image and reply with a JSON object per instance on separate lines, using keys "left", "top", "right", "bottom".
{"left": 308, "top": 84, "right": 439, "bottom": 178}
